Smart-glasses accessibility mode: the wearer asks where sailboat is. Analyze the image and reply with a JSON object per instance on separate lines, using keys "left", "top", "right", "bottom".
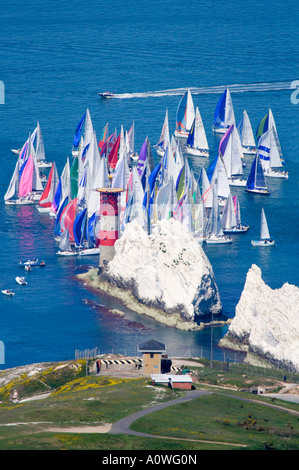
{"left": 184, "top": 107, "right": 209, "bottom": 157}
{"left": 155, "top": 109, "right": 170, "bottom": 157}
{"left": 251, "top": 208, "right": 275, "bottom": 246}
{"left": 237, "top": 110, "right": 256, "bottom": 154}
{"left": 212, "top": 88, "right": 235, "bottom": 134}
{"left": 56, "top": 229, "right": 77, "bottom": 256}
{"left": 221, "top": 193, "right": 249, "bottom": 233}
{"left": 73, "top": 208, "right": 100, "bottom": 256}
{"left": 218, "top": 124, "right": 246, "bottom": 186}
{"left": 245, "top": 154, "right": 270, "bottom": 195}
{"left": 205, "top": 184, "right": 232, "bottom": 244}
{"left": 256, "top": 108, "right": 284, "bottom": 164}
{"left": 37, "top": 161, "right": 59, "bottom": 212}
{"left": 174, "top": 89, "right": 195, "bottom": 138}
{"left": 257, "top": 129, "right": 288, "bottom": 179}
{"left": 207, "top": 155, "right": 230, "bottom": 207}
{"left": 34, "top": 122, "right": 51, "bottom": 168}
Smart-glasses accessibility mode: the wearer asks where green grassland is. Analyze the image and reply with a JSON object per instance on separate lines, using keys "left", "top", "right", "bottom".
{"left": 0, "top": 358, "right": 298, "bottom": 450}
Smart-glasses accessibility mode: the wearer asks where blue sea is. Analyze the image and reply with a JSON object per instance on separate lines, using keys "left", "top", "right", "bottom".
{"left": 0, "top": 0, "right": 298, "bottom": 369}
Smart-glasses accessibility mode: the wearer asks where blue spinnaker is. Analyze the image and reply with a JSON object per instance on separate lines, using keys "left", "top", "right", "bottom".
{"left": 73, "top": 208, "right": 87, "bottom": 246}
{"left": 73, "top": 112, "right": 86, "bottom": 148}
{"left": 213, "top": 89, "right": 226, "bottom": 128}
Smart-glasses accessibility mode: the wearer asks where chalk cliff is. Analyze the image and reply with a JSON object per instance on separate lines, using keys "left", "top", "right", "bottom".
{"left": 219, "top": 264, "right": 299, "bottom": 371}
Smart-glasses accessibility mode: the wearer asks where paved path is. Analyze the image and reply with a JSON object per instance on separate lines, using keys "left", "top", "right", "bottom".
{"left": 109, "top": 390, "right": 212, "bottom": 437}
{"left": 109, "top": 387, "right": 299, "bottom": 447}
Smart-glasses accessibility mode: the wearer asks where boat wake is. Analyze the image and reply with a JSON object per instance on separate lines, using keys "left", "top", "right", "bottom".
{"left": 111, "top": 80, "right": 295, "bottom": 99}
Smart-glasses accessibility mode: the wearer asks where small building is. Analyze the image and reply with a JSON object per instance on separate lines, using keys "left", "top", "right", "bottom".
{"left": 151, "top": 374, "right": 193, "bottom": 390}
{"left": 138, "top": 339, "right": 166, "bottom": 375}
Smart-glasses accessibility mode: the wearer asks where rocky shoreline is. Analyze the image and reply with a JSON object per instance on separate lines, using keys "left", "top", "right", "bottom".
{"left": 77, "top": 268, "right": 230, "bottom": 331}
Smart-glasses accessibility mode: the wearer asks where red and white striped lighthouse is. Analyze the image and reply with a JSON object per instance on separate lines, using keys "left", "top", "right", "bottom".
{"left": 96, "top": 187, "right": 123, "bottom": 269}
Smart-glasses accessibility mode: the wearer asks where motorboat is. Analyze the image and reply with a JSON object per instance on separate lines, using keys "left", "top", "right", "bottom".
{"left": 19, "top": 259, "right": 40, "bottom": 267}
{"left": 15, "top": 276, "right": 28, "bottom": 285}
{"left": 251, "top": 239, "right": 275, "bottom": 246}
{"left": 98, "top": 91, "right": 114, "bottom": 98}
{"left": 2, "top": 289, "right": 15, "bottom": 296}
{"left": 56, "top": 250, "right": 77, "bottom": 257}
{"left": 205, "top": 234, "right": 232, "bottom": 244}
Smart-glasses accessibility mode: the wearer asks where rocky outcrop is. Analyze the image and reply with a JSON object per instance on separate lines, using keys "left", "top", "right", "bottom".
{"left": 78, "top": 218, "right": 223, "bottom": 330}
{"left": 105, "top": 219, "right": 222, "bottom": 320}
{"left": 219, "top": 264, "right": 299, "bottom": 371}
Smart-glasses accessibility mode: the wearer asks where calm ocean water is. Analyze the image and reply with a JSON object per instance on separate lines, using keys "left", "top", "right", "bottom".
{"left": 0, "top": 0, "right": 298, "bottom": 369}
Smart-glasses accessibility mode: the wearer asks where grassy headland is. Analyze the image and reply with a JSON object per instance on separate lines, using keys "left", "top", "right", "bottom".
{"left": 0, "top": 357, "right": 298, "bottom": 450}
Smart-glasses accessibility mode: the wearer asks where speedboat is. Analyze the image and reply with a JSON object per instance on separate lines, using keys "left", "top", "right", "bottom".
{"left": 16, "top": 276, "right": 28, "bottom": 285}
{"left": 2, "top": 289, "right": 15, "bottom": 296}
{"left": 223, "top": 225, "right": 249, "bottom": 234}
{"left": 205, "top": 234, "right": 232, "bottom": 244}
{"left": 18, "top": 259, "right": 40, "bottom": 267}
{"left": 251, "top": 239, "right": 275, "bottom": 246}
{"left": 98, "top": 91, "right": 114, "bottom": 98}
{"left": 56, "top": 250, "right": 77, "bottom": 257}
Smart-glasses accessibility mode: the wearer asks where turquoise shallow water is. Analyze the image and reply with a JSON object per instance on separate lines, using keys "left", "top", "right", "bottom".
{"left": 0, "top": 0, "right": 298, "bottom": 368}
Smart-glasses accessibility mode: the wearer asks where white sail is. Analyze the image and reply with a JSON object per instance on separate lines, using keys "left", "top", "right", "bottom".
{"left": 156, "top": 180, "right": 173, "bottom": 221}
{"left": 233, "top": 195, "right": 241, "bottom": 226}
{"left": 221, "top": 192, "right": 237, "bottom": 230}
{"left": 156, "top": 109, "right": 170, "bottom": 153}
{"left": 239, "top": 110, "right": 255, "bottom": 147}
{"left": 4, "top": 161, "right": 19, "bottom": 201}
{"left": 32, "top": 154, "right": 44, "bottom": 191}
{"left": 194, "top": 107, "right": 209, "bottom": 149}
{"left": 220, "top": 125, "right": 243, "bottom": 178}
{"left": 126, "top": 122, "right": 135, "bottom": 155}
{"left": 35, "top": 122, "right": 46, "bottom": 160}
{"left": 175, "top": 89, "right": 195, "bottom": 137}
{"left": 199, "top": 167, "right": 213, "bottom": 209}
{"left": 210, "top": 156, "right": 230, "bottom": 199}
{"left": 258, "top": 129, "right": 282, "bottom": 172}
{"left": 206, "top": 183, "right": 223, "bottom": 237}
{"left": 119, "top": 125, "right": 126, "bottom": 158}
{"left": 268, "top": 127, "right": 283, "bottom": 168}
{"left": 125, "top": 167, "right": 145, "bottom": 227}
{"left": 59, "top": 229, "right": 71, "bottom": 251}
{"left": 194, "top": 200, "right": 206, "bottom": 237}
{"left": 83, "top": 108, "right": 93, "bottom": 148}
{"left": 186, "top": 89, "right": 195, "bottom": 131}
{"left": 260, "top": 208, "right": 270, "bottom": 239}
{"left": 60, "top": 157, "right": 71, "bottom": 206}
{"left": 224, "top": 88, "right": 235, "bottom": 127}
{"left": 268, "top": 108, "right": 282, "bottom": 157}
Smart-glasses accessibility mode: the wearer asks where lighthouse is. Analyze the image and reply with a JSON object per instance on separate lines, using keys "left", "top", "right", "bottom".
{"left": 96, "top": 187, "right": 123, "bottom": 269}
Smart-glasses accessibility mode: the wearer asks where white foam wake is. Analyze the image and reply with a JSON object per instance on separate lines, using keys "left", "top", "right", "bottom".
{"left": 109, "top": 80, "right": 295, "bottom": 99}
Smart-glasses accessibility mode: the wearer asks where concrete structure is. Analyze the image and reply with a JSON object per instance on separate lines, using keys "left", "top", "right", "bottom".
{"left": 151, "top": 374, "right": 193, "bottom": 390}
{"left": 138, "top": 339, "right": 166, "bottom": 375}
{"left": 96, "top": 187, "right": 122, "bottom": 268}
